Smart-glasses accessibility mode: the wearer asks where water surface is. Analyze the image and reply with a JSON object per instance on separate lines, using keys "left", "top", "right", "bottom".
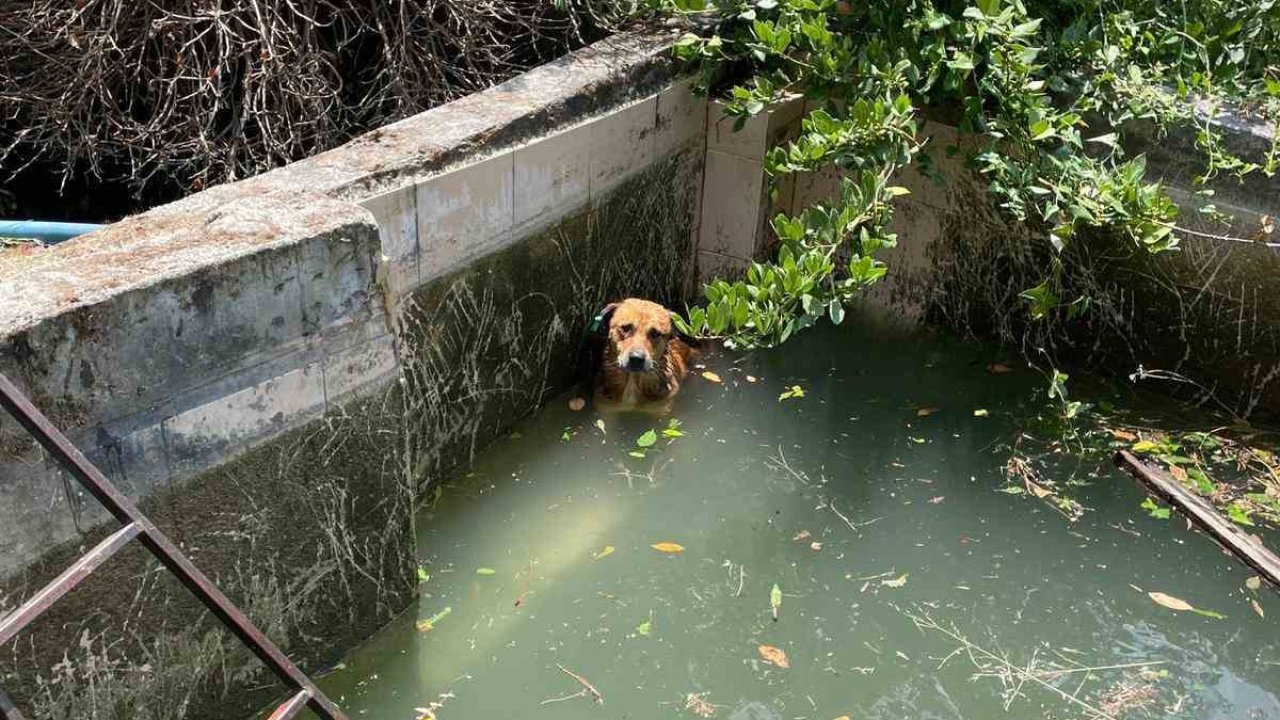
{"left": 315, "top": 315, "right": 1278, "bottom": 719}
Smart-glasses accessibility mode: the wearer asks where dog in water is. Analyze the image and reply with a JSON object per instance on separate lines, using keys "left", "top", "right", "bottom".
{"left": 591, "top": 298, "right": 695, "bottom": 413}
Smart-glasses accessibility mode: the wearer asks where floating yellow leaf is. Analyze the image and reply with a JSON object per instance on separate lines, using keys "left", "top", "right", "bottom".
{"left": 651, "top": 542, "right": 685, "bottom": 554}
{"left": 758, "top": 644, "right": 790, "bottom": 668}
{"left": 882, "top": 573, "right": 909, "bottom": 588}
{"left": 916, "top": 407, "right": 940, "bottom": 417}
{"left": 593, "top": 545, "right": 615, "bottom": 560}
{"left": 988, "top": 363, "right": 1014, "bottom": 374}
{"left": 1251, "top": 599, "right": 1265, "bottom": 619}
{"left": 745, "top": 375, "right": 759, "bottom": 383}
{"left": 779, "top": 385, "right": 806, "bottom": 401}
{"left": 1245, "top": 576, "right": 1262, "bottom": 591}
{"left": 1148, "top": 591, "right": 1194, "bottom": 612}
{"left": 702, "top": 371, "right": 722, "bottom": 383}
{"left": 973, "top": 408, "right": 989, "bottom": 417}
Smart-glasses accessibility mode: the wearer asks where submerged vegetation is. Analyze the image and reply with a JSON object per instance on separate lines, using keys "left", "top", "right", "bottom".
{"left": 655, "top": 0, "right": 1278, "bottom": 352}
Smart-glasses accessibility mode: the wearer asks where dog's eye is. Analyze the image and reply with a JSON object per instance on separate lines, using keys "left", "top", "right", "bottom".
{"left": 619, "top": 323, "right": 634, "bottom": 335}
{"left": 647, "top": 328, "right": 663, "bottom": 340}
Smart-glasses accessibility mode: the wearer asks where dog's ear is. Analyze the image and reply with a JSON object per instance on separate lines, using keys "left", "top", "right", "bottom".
{"left": 589, "top": 303, "right": 617, "bottom": 336}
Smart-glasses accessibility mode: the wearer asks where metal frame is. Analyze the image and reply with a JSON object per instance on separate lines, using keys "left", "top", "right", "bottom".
{"left": 0, "top": 373, "right": 347, "bottom": 720}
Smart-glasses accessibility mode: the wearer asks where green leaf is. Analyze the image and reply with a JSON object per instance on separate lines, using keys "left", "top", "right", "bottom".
{"left": 636, "top": 620, "right": 652, "bottom": 636}
{"left": 417, "top": 566, "right": 430, "bottom": 583}
{"left": 476, "top": 567, "right": 497, "bottom": 576}
{"left": 828, "top": 301, "right": 845, "bottom": 325}
{"left": 636, "top": 430, "right": 658, "bottom": 448}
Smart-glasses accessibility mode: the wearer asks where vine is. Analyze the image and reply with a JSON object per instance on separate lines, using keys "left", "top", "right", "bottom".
{"left": 657, "top": 0, "right": 1280, "bottom": 350}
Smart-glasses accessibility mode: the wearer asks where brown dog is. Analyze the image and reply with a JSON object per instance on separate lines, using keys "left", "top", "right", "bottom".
{"left": 592, "top": 298, "right": 695, "bottom": 412}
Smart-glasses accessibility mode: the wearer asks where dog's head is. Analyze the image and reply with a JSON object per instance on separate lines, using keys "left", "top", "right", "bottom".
{"left": 596, "top": 298, "right": 681, "bottom": 374}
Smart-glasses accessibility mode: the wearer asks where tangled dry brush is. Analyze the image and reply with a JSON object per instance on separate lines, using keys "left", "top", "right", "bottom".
{"left": 0, "top": 0, "right": 631, "bottom": 198}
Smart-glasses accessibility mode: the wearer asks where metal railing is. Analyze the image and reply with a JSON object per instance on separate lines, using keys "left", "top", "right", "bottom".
{"left": 0, "top": 372, "right": 347, "bottom": 720}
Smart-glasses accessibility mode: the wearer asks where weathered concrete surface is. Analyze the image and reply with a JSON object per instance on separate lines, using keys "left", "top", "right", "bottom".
{"left": 0, "top": 28, "right": 704, "bottom": 720}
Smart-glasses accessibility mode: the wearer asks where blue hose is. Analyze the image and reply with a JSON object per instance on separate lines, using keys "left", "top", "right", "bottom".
{"left": 0, "top": 220, "right": 105, "bottom": 244}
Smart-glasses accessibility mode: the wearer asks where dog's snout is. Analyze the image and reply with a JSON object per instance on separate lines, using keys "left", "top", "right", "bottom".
{"left": 625, "top": 350, "right": 648, "bottom": 371}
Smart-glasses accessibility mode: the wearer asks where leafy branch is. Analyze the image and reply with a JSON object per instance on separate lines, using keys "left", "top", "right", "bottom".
{"left": 656, "top": 0, "right": 1279, "bottom": 348}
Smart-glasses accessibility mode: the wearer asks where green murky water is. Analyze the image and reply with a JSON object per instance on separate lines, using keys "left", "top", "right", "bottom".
{"left": 313, "top": 315, "right": 1278, "bottom": 720}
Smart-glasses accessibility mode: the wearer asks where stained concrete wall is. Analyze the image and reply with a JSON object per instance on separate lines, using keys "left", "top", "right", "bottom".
{"left": 699, "top": 99, "right": 1280, "bottom": 419}
{"left": 0, "top": 30, "right": 703, "bottom": 719}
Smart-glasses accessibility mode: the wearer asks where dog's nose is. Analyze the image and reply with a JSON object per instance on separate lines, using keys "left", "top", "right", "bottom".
{"left": 625, "top": 350, "right": 648, "bottom": 371}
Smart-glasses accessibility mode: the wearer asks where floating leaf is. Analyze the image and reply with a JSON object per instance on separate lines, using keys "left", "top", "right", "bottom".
{"left": 568, "top": 397, "right": 586, "bottom": 411}
{"left": 628, "top": 450, "right": 647, "bottom": 459}
{"left": 476, "top": 567, "right": 497, "bottom": 576}
{"left": 758, "top": 644, "right": 789, "bottom": 668}
{"left": 1251, "top": 599, "right": 1265, "bottom": 619}
{"left": 779, "top": 385, "right": 806, "bottom": 401}
{"left": 988, "top": 363, "right": 1014, "bottom": 374}
{"left": 651, "top": 542, "right": 685, "bottom": 554}
{"left": 998, "top": 486, "right": 1026, "bottom": 495}
{"left": 416, "top": 606, "right": 452, "bottom": 632}
{"left": 636, "top": 430, "right": 658, "bottom": 448}
{"left": 595, "top": 419, "right": 606, "bottom": 434}
{"left": 746, "top": 375, "right": 759, "bottom": 383}
{"left": 636, "top": 620, "right": 652, "bottom": 636}
{"left": 662, "top": 419, "right": 685, "bottom": 438}
{"left": 593, "top": 545, "right": 615, "bottom": 560}
{"left": 1245, "top": 576, "right": 1262, "bottom": 591}
{"left": 928, "top": 496, "right": 946, "bottom": 504}
{"left": 1148, "top": 591, "right": 1194, "bottom": 612}
{"left": 973, "top": 408, "right": 989, "bottom": 417}
{"left": 560, "top": 430, "right": 572, "bottom": 442}
{"left": 416, "top": 566, "right": 430, "bottom": 583}
{"left": 702, "top": 371, "right": 723, "bottom": 383}
{"left": 1141, "top": 497, "right": 1170, "bottom": 519}
{"left": 882, "top": 573, "right": 909, "bottom": 588}
{"left": 770, "top": 583, "right": 782, "bottom": 620}
{"left": 809, "top": 541, "right": 823, "bottom": 551}
{"left": 908, "top": 436, "right": 926, "bottom": 444}
{"left": 916, "top": 407, "right": 940, "bottom": 417}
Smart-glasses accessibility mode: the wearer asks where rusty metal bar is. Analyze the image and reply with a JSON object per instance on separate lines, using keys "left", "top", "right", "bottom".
{"left": 0, "top": 688, "right": 26, "bottom": 720}
{"left": 0, "top": 373, "right": 348, "bottom": 720}
{"left": 267, "top": 689, "right": 313, "bottom": 720}
{"left": 0, "top": 521, "right": 141, "bottom": 645}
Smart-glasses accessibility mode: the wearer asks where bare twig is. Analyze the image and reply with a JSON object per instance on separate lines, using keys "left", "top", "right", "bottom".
{"left": 555, "top": 664, "right": 603, "bottom": 704}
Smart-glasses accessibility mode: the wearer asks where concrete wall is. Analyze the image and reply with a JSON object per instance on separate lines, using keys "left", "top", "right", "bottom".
{"left": 697, "top": 99, "right": 1280, "bottom": 419}
{"left": 0, "top": 31, "right": 704, "bottom": 719}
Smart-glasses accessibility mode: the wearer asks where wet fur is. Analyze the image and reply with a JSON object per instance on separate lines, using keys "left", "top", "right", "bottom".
{"left": 593, "top": 298, "right": 695, "bottom": 413}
